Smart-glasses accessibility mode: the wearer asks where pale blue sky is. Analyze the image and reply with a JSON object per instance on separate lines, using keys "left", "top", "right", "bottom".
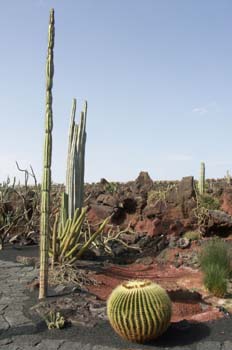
{"left": 0, "top": 0, "right": 232, "bottom": 184}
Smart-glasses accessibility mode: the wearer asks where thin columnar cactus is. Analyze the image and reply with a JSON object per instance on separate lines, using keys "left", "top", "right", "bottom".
{"left": 39, "top": 8, "right": 55, "bottom": 299}
{"left": 65, "top": 100, "right": 87, "bottom": 218}
{"left": 79, "top": 101, "right": 87, "bottom": 208}
{"left": 68, "top": 124, "right": 78, "bottom": 219}
{"left": 198, "top": 161, "right": 205, "bottom": 195}
{"left": 226, "top": 170, "right": 231, "bottom": 184}
{"left": 107, "top": 280, "right": 172, "bottom": 343}
{"left": 66, "top": 98, "right": 76, "bottom": 194}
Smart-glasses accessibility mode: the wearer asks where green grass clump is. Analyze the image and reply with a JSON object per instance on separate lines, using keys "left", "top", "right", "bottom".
{"left": 199, "top": 239, "right": 231, "bottom": 297}
{"left": 199, "top": 239, "right": 231, "bottom": 275}
{"left": 203, "top": 264, "right": 227, "bottom": 297}
{"left": 184, "top": 230, "right": 201, "bottom": 241}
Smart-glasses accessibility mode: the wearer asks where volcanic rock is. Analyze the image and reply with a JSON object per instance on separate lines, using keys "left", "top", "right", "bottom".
{"left": 221, "top": 189, "right": 232, "bottom": 215}
{"left": 202, "top": 209, "right": 232, "bottom": 236}
{"left": 178, "top": 176, "right": 195, "bottom": 201}
{"left": 133, "top": 171, "right": 153, "bottom": 193}
{"left": 135, "top": 218, "right": 162, "bottom": 236}
{"left": 177, "top": 237, "right": 191, "bottom": 249}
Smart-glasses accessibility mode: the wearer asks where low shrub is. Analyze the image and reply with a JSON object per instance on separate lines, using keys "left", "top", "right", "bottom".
{"left": 104, "top": 182, "right": 118, "bottom": 194}
{"left": 198, "top": 194, "right": 220, "bottom": 210}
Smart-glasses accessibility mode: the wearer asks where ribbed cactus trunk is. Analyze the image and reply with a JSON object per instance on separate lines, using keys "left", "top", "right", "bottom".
{"left": 66, "top": 98, "right": 76, "bottom": 197}
{"left": 226, "top": 170, "right": 231, "bottom": 184}
{"left": 78, "top": 101, "right": 87, "bottom": 209}
{"left": 39, "top": 8, "right": 55, "bottom": 299}
{"left": 65, "top": 100, "right": 87, "bottom": 219}
{"left": 198, "top": 161, "right": 205, "bottom": 195}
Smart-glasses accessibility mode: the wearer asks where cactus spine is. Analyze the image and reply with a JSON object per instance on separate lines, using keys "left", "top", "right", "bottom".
{"left": 198, "top": 161, "right": 205, "bottom": 195}
{"left": 39, "top": 8, "right": 55, "bottom": 299}
{"left": 107, "top": 280, "right": 172, "bottom": 343}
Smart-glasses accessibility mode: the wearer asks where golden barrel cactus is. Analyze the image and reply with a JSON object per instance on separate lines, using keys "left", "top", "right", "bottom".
{"left": 107, "top": 280, "right": 172, "bottom": 343}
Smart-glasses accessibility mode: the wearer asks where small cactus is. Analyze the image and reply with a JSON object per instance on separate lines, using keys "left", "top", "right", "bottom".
{"left": 107, "top": 280, "right": 172, "bottom": 343}
{"left": 226, "top": 170, "right": 231, "bottom": 184}
{"left": 198, "top": 162, "right": 205, "bottom": 195}
{"left": 44, "top": 310, "right": 65, "bottom": 329}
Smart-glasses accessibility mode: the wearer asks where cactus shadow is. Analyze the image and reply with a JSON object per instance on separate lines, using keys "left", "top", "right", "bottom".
{"left": 145, "top": 321, "right": 210, "bottom": 347}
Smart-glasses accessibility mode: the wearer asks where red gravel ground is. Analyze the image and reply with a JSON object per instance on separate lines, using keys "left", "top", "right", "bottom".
{"left": 87, "top": 261, "right": 223, "bottom": 323}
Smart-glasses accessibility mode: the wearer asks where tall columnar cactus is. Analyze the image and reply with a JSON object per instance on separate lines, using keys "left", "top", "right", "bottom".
{"left": 107, "top": 280, "right": 172, "bottom": 343}
{"left": 65, "top": 99, "right": 87, "bottom": 218}
{"left": 65, "top": 98, "right": 76, "bottom": 196}
{"left": 226, "top": 170, "right": 231, "bottom": 184}
{"left": 198, "top": 161, "right": 205, "bottom": 195}
{"left": 39, "top": 8, "right": 55, "bottom": 299}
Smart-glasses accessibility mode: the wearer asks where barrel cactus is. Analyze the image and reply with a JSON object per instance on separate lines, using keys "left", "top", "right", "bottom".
{"left": 107, "top": 280, "right": 172, "bottom": 343}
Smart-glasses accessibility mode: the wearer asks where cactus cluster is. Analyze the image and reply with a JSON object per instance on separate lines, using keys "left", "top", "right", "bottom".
{"left": 107, "top": 280, "right": 172, "bottom": 343}
{"left": 44, "top": 311, "right": 65, "bottom": 329}
{"left": 65, "top": 99, "right": 87, "bottom": 219}
{"left": 51, "top": 99, "right": 87, "bottom": 264}
{"left": 50, "top": 100, "right": 109, "bottom": 265}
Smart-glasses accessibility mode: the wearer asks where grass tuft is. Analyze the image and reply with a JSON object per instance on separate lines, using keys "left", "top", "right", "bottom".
{"left": 199, "top": 239, "right": 231, "bottom": 297}
{"left": 203, "top": 264, "right": 227, "bottom": 297}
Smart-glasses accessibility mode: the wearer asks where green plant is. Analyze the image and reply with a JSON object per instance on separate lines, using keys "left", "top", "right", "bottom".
{"left": 50, "top": 205, "right": 110, "bottom": 265}
{"left": 104, "top": 182, "right": 118, "bottom": 194}
{"left": 50, "top": 98, "right": 111, "bottom": 265}
{"left": 203, "top": 264, "right": 227, "bottom": 297}
{"left": 183, "top": 230, "right": 202, "bottom": 241}
{"left": 107, "top": 280, "right": 172, "bottom": 343}
{"left": 44, "top": 310, "right": 65, "bottom": 329}
{"left": 198, "top": 194, "right": 220, "bottom": 210}
{"left": 199, "top": 239, "right": 231, "bottom": 275}
{"left": 39, "top": 8, "right": 55, "bottom": 299}
{"left": 199, "top": 239, "right": 231, "bottom": 296}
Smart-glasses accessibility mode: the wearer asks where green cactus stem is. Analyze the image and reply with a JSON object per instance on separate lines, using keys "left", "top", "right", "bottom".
{"left": 198, "top": 161, "right": 205, "bottom": 195}
{"left": 66, "top": 98, "right": 76, "bottom": 194}
{"left": 51, "top": 213, "right": 58, "bottom": 269}
{"left": 226, "top": 170, "right": 231, "bottom": 184}
{"left": 107, "top": 280, "right": 172, "bottom": 343}
{"left": 65, "top": 100, "right": 87, "bottom": 219}
{"left": 39, "top": 8, "right": 55, "bottom": 299}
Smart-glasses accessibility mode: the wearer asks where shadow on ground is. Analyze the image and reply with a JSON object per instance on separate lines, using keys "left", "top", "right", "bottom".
{"left": 146, "top": 321, "right": 210, "bottom": 347}
{"left": 0, "top": 320, "right": 211, "bottom": 350}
